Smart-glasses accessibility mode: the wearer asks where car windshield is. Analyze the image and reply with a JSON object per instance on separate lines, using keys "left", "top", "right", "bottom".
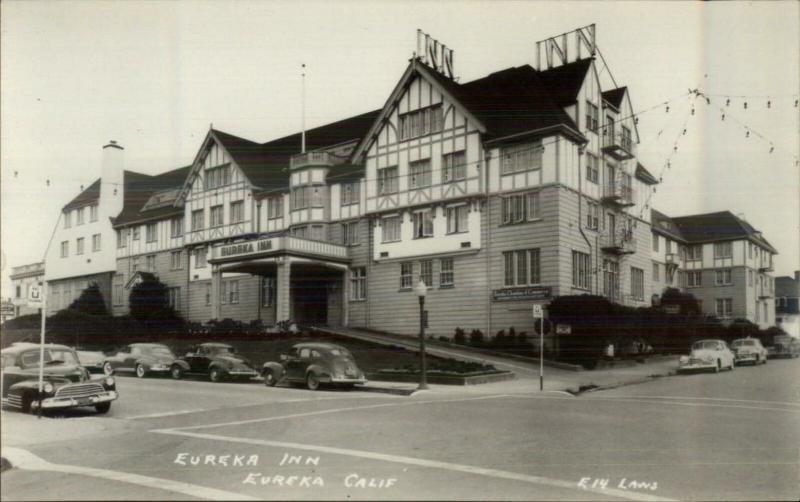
{"left": 206, "top": 346, "right": 233, "bottom": 355}
{"left": 49, "top": 349, "right": 79, "bottom": 364}
{"left": 693, "top": 341, "right": 719, "bottom": 350}
{"left": 329, "top": 348, "right": 352, "bottom": 358}
{"left": 20, "top": 350, "right": 52, "bottom": 367}
{"left": 733, "top": 340, "right": 756, "bottom": 347}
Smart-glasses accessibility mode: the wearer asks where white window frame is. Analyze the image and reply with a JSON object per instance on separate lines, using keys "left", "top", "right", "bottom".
{"left": 503, "top": 249, "right": 540, "bottom": 287}
{"left": 342, "top": 221, "right": 359, "bottom": 246}
{"left": 715, "top": 298, "right": 733, "bottom": 318}
{"left": 412, "top": 209, "right": 434, "bottom": 239}
{"left": 442, "top": 151, "right": 466, "bottom": 182}
{"left": 261, "top": 277, "right": 275, "bottom": 307}
{"left": 585, "top": 153, "right": 599, "bottom": 183}
{"left": 230, "top": 200, "right": 244, "bottom": 223}
{"left": 145, "top": 222, "right": 157, "bottom": 243}
{"left": 76, "top": 237, "right": 84, "bottom": 255}
{"left": 501, "top": 141, "right": 543, "bottom": 175}
{"left": 341, "top": 182, "right": 360, "bottom": 206}
{"left": 194, "top": 247, "right": 207, "bottom": 269}
{"left": 586, "top": 101, "right": 599, "bottom": 132}
{"left": 715, "top": 268, "right": 733, "bottom": 286}
{"left": 170, "top": 250, "right": 182, "bottom": 270}
{"left": 60, "top": 241, "right": 69, "bottom": 258}
{"left": 409, "top": 159, "right": 432, "bottom": 189}
{"left": 502, "top": 192, "right": 540, "bottom": 224}
{"left": 381, "top": 216, "right": 401, "bottom": 243}
{"left": 440, "top": 258, "right": 454, "bottom": 287}
{"left": 210, "top": 205, "right": 224, "bottom": 227}
{"left": 145, "top": 254, "right": 156, "bottom": 271}
{"left": 446, "top": 204, "right": 469, "bottom": 234}
{"left": 89, "top": 204, "right": 98, "bottom": 222}
{"left": 92, "top": 233, "right": 101, "bottom": 252}
{"left": 350, "top": 267, "right": 366, "bottom": 301}
{"left": 572, "top": 251, "right": 591, "bottom": 290}
{"left": 631, "top": 267, "right": 644, "bottom": 301}
{"left": 714, "top": 242, "right": 733, "bottom": 259}
{"left": 267, "top": 196, "right": 284, "bottom": 219}
{"left": 63, "top": 211, "right": 72, "bottom": 229}
{"left": 687, "top": 270, "right": 702, "bottom": 287}
{"left": 400, "top": 262, "right": 413, "bottom": 290}
{"left": 170, "top": 217, "right": 184, "bottom": 238}
{"left": 419, "top": 260, "right": 433, "bottom": 287}
{"left": 377, "top": 166, "right": 398, "bottom": 195}
{"left": 76, "top": 207, "right": 85, "bottom": 225}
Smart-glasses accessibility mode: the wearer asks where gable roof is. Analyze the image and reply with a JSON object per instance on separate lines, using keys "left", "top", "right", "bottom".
{"left": 537, "top": 58, "right": 594, "bottom": 106}
{"left": 671, "top": 211, "right": 777, "bottom": 252}
{"left": 775, "top": 275, "right": 799, "bottom": 298}
{"left": 113, "top": 167, "right": 191, "bottom": 227}
{"left": 635, "top": 162, "right": 659, "bottom": 185}
{"left": 650, "top": 209, "right": 684, "bottom": 241}
{"left": 63, "top": 179, "right": 101, "bottom": 211}
{"left": 602, "top": 87, "right": 627, "bottom": 109}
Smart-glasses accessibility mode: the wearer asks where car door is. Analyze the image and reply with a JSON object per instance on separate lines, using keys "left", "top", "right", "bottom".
{"left": 122, "top": 346, "right": 140, "bottom": 372}
{"left": 287, "top": 348, "right": 310, "bottom": 380}
{"left": 191, "top": 346, "right": 211, "bottom": 373}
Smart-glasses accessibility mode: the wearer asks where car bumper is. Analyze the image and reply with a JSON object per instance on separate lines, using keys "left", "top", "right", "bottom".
{"left": 734, "top": 354, "right": 758, "bottom": 363}
{"left": 324, "top": 376, "right": 368, "bottom": 385}
{"left": 227, "top": 370, "right": 258, "bottom": 378}
{"left": 678, "top": 362, "right": 716, "bottom": 372}
{"left": 40, "top": 390, "right": 118, "bottom": 409}
{"left": 147, "top": 366, "right": 172, "bottom": 373}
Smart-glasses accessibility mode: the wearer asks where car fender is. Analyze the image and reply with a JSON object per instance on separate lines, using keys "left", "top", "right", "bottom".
{"left": 171, "top": 360, "right": 191, "bottom": 371}
{"left": 306, "top": 364, "right": 332, "bottom": 383}
{"left": 208, "top": 361, "right": 229, "bottom": 373}
{"left": 261, "top": 362, "right": 285, "bottom": 380}
{"left": 8, "top": 380, "right": 49, "bottom": 400}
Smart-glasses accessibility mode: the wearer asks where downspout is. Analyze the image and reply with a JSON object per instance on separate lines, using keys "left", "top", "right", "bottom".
{"left": 576, "top": 144, "right": 594, "bottom": 294}
{"left": 484, "top": 149, "right": 492, "bottom": 338}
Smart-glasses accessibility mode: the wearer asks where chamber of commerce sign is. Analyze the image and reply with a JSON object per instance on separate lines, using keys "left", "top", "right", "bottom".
{"left": 492, "top": 286, "right": 552, "bottom": 302}
{"left": 218, "top": 239, "right": 273, "bottom": 259}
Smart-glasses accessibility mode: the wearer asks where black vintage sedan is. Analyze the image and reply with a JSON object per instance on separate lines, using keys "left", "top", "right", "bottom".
{"left": 169, "top": 343, "right": 258, "bottom": 383}
{"left": 262, "top": 342, "right": 367, "bottom": 390}
{"left": 1, "top": 343, "right": 117, "bottom": 414}
{"left": 103, "top": 343, "right": 177, "bottom": 378}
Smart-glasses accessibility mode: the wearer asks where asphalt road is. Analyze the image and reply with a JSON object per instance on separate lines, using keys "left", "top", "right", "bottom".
{"left": 2, "top": 358, "right": 798, "bottom": 501}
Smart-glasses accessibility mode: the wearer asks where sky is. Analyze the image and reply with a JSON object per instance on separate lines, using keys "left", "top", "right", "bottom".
{"left": 2, "top": 0, "right": 799, "bottom": 296}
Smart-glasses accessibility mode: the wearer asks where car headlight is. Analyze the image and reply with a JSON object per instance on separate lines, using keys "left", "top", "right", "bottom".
{"left": 679, "top": 356, "right": 689, "bottom": 364}
{"left": 104, "top": 376, "right": 115, "bottom": 387}
{"left": 702, "top": 355, "right": 714, "bottom": 363}
{"left": 43, "top": 382, "right": 54, "bottom": 394}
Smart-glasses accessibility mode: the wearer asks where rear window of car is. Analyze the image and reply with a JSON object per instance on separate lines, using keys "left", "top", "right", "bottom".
{"left": 49, "top": 349, "right": 78, "bottom": 364}
{"left": 329, "top": 348, "right": 352, "bottom": 357}
{"left": 151, "top": 347, "right": 174, "bottom": 356}
{"left": 693, "top": 341, "right": 720, "bottom": 350}
{"left": 21, "top": 350, "right": 52, "bottom": 367}
{"left": 733, "top": 340, "right": 756, "bottom": 347}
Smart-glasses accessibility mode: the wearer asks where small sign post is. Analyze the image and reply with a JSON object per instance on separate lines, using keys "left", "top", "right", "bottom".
{"left": 533, "top": 304, "right": 544, "bottom": 391}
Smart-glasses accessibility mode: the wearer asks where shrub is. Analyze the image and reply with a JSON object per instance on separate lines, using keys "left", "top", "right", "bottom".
{"left": 469, "top": 329, "right": 484, "bottom": 347}
{"left": 67, "top": 283, "right": 108, "bottom": 317}
{"left": 438, "top": 336, "right": 449, "bottom": 342}
{"left": 453, "top": 327, "right": 466, "bottom": 345}
{"left": 493, "top": 329, "right": 506, "bottom": 348}
{"left": 128, "top": 276, "right": 177, "bottom": 321}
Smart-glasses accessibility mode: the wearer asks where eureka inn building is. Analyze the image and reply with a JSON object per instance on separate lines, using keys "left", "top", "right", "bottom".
{"left": 40, "top": 27, "right": 778, "bottom": 336}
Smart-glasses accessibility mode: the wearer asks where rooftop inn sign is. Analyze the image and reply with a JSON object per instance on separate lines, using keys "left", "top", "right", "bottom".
{"left": 416, "top": 29, "right": 454, "bottom": 79}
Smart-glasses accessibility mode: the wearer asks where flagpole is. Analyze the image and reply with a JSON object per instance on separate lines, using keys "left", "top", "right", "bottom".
{"left": 37, "top": 212, "right": 62, "bottom": 418}
{"left": 301, "top": 63, "right": 306, "bottom": 154}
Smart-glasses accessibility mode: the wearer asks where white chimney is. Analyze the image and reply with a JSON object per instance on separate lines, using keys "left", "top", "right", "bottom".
{"left": 100, "top": 140, "right": 124, "bottom": 217}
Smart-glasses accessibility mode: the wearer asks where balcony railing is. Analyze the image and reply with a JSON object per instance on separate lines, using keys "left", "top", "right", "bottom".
{"left": 601, "top": 183, "right": 635, "bottom": 207}
{"left": 758, "top": 264, "right": 773, "bottom": 273}
{"left": 10, "top": 262, "right": 45, "bottom": 279}
{"left": 600, "top": 230, "right": 636, "bottom": 255}
{"left": 759, "top": 288, "right": 774, "bottom": 299}
{"left": 211, "top": 235, "right": 349, "bottom": 262}
{"left": 665, "top": 253, "right": 679, "bottom": 266}
{"left": 289, "top": 151, "right": 340, "bottom": 170}
{"left": 602, "top": 130, "right": 635, "bottom": 160}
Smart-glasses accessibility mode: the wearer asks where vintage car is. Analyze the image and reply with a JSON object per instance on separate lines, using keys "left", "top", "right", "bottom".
{"left": 678, "top": 339, "right": 735, "bottom": 373}
{"left": 262, "top": 342, "right": 367, "bottom": 390}
{"left": 767, "top": 334, "right": 800, "bottom": 359}
{"left": 1, "top": 343, "right": 117, "bottom": 414}
{"left": 169, "top": 343, "right": 258, "bottom": 382}
{"left": 102, "top": 343, "right": 177, "bottom": 378}
{"left": 76, "top": 350, "right": 107, "bottom": 374}
{"left": 730, "top": 337, "right": 768, "bottom": 365}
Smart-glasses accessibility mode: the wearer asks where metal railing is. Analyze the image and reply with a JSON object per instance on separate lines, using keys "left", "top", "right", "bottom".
{"left": 602, "top": 129, "right": 635, "bottom": 159}
{"left": 602, "top": 183, "right": 634, "bottom": 204}
{"left": 600, "top": 230, "right": 637, "bottom": 254}
{"left": 289, "top": 151, "right": 339, "bottom": 169}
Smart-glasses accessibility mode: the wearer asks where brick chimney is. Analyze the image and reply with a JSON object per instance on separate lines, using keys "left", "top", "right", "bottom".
{"left": 100, "top": 140, "right": 124, "bottom": 217}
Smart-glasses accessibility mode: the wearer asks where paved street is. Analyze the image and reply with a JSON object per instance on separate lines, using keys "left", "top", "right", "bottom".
{"left": 2, "top": 358, "right": 799, "bottom": 501}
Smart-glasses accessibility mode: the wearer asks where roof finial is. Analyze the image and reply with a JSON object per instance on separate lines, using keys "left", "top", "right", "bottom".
{"left": 210, "top": 122, "right": 213, "bottom": 130}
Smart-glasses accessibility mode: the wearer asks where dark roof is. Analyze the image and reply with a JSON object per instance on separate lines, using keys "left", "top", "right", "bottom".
{"left": 325, "top": 163, "right": 365, "bottom": 184}
{"left": 635, "top": 163, "right": 658, "bottom": 185}
{"left": 602, "top": 87, "right": 627, "bottom": 109}
{"left": 650, "top": 209, "right": 684, "bottom": 242}
{"left": 538, "top": 59, "right": 594, "bottom": 106}
{"left": 775, "top": 275, "right": 799, "bottom": 298}
{"left": 63, "top": 179, "right": 101, "bottom": 211}
{"left": 671, "top": 211, "right": 777, "bottom": 252}
{"left": 113, "top": 167, "right": 192, "bottom": 227}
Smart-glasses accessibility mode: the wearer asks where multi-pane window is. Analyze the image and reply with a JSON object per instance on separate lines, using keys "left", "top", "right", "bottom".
{"left": 63, "top": 211, "right": 72, "bottom": 229}
{"left": 113, "top": 276, "right": 124, "bottom": 306}
{"left": 419, "top": 260, "right": 433, "bottom": 287}
{"left": 192, "top": 209, "right": 204, "bottom": 231}
{"left": 630, "top": 267, "right": 644, "bottom": 301}
{"left": 382, "top": 216, "right": 401, "bottom": 243}
{"left": 585, "top": 101, "right": 599, "bottom": 132}
{"left": 715, "top": 269, "right": 732, "bottom": 285}
{"left": 77, "top": 207, "right": 85, "bottom": 225}
{"left": 715, "top": 298, "right": 733, "bottom": 318}
{"left": 210, "top": 205, "right": 224, "bottom": 227}
{"left": 291, "top": 187, "right": 309, "bottom": 210}
{"left": 501, "top": 141, "right": 543, "bottom": 174}
{"left": 170, "top": 251, "right": 182, "bottom": 270}
{"left": 350, "top": 268, "right": 366, "bottom": 300}
{"left": 132, "top": 256, "right": 140, "bottom": 273}
{"left": 409, "top": 159, "right": 432, "bottom": 189}
{"left": 400, "top": 262, "right": 413, "bottom": 289}
{"left": 194, "top": 247, "right": 207, "bottom": 268}
{"left": 261, "top": 277, "right": 275, "bottom": 307}
{"left": 502, "top": 192, "right": 540, "bottom": 224}
{"left": 205, "top": 283, "right": 212, "bottom": 305}
{"left": 446, "top": 204, "right": 469, "bottom": 234}
{"left": 652, "top": 263, "right": 660, "bottom": 281}
{"left": 220, "top": 280, "right": 239, "bottom": 304}
{"left": 586, "top": 202, "right": 599, "bottom": 230}
{"left": 398, "top": 105, "right": 444, "bottom": 140}
{"left": 342, "top": 222, "right": 359, "bottom": 246}
{"left": 310, "top": 225, "right": 325, "bottom": 241}
{"left": 442, "top": 151, "right": 466, "bottom": 182}
{"left": 503, "top": 249, "right": 541, "bottom": 286}
{"left": 621, "top": 126, "right": 633, "bottom": 151}
{"left": 90, "top": 204, "right": 98, "bottom": 222}
{"left": 440, "top": 258, "right": 454, "bottom": 287}
{"left": 310, "top": 186, "right": 324, "bottom": 208}
{"left": 170, "top": 217, "right": 183, "bottom": 238}
{"left": 377, "top": 167, "right": 398, "bottom": 195}
{"left": 341, "top": 182, "right": 360, "bottom": 206}
{"left": 291, "top": 226, "right": 308, "bottom": 239}
{"left": 76, "top": 237, "right": 85, "bottom": 255}
{"left": 687, "top": 244, "right": 702, "bottom": 261}
{"left": 586, "top": 153, "right": 599, "bottom": 183}
{"left": 132, "top": 227, "right": 140, "bottom": 240}
{"left": 714, "top": 242, "right": 732, "bottom": 259}
{"left": 146, "top": 254, "right": 156, "bottom": 271}
{"left": 687, "top": 270, "right": 702, "bottom": 287}
{"left": 603, "top": 260, "right": 619, "bottom": 300}
{"left": 167, "top": 287, "right": 181, "bottom": 311}
{"left": 60, "top": 241, "right": 69, "bottom": 258}
{"left": 146, "top": 223, "right": 157, "bottom": 242}
{"left": 412, "top": 209, "right": 433, "bottom": 239}
{"left": 92, "top": 234, "right": 101, "bottom": 252}
{"left": 653, "top": 234, "right": 660, "bottom": 252}
{"left": 204, "top": 165, "right": 231, "bottom": 190}
{"left": 572, "top": 251, "right": 591, "bottom": 289}
{"left": 230, "top": 201, "right": 244, "bottom": 223}
{"left": 267, "top": 196, "right": 283, "bottom": 219}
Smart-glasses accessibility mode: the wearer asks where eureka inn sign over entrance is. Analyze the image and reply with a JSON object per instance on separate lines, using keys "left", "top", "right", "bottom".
{"left": 219, "top": 239, "right": 273, "bottom": 258}
{"left": 211, "top": 236, "right": 350, "bottom": 262}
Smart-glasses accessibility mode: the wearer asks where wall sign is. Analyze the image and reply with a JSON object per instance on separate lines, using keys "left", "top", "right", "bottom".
{"left": 492, "top": 286, "right": 551, "bottom": 302}
{"left": 218, "top": 239, "right": 273, "bottom": 259}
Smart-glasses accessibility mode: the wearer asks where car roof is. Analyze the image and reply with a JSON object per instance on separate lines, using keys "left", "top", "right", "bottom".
{"left": 3, "top": 343, "right": 74, "bottom": 354}
{"left": 199, "top": 343, "right": 232, "bottom": 348}
{"left": 129, "top": 343, "right": 170, "bottom": 348}
{"left": 694, "top": 339, "right": 724, "bottom": 344}
{"left": 292, "top": 342, "right": 347, "bottom": 351}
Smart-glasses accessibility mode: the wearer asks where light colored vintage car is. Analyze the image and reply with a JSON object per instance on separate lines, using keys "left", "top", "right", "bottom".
{"left": 730, "top": 338, "right": 768, "bottom": 365}
{"left": 103, "top": 343, "right": 177, "bottom": 378}
{"left": 678, "top": 339, "right": 735, "bottom": 373}
{"left": 262, "top": 343, "right": 367, "bottom": 390}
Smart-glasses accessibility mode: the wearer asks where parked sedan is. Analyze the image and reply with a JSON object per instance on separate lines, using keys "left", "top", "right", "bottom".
{"left": 76, "top": 350, "right": 107, "bottom": 374}
{"left": 103, "top": 343, "right": 177, "bottom": 378}
{"left": 767, "top": 335, "right": 800, "bottom": 359}
{"left": 731, "top": 338, "right": 768, "bottom": 365}
{"left": 262, "top": 342, "right": 367, "bottom": 390}
{"left": 678, "top": 339, "right": 735, "bottom": 373}
{"left": 170, "top": 343, "right": 258, "bottom": 382}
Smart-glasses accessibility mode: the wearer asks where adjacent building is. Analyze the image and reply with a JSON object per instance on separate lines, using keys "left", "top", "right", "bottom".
{"left": 775, "top": 272, "right": 799, "bottom": 337}
{"left": 9, "top": 261, "right": 44, "bottom": 317}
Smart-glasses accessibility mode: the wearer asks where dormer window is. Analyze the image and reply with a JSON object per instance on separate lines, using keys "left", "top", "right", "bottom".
{"left": 398, "top": 105, "right": 443, "bottom": 141}
{"left": 205, "top": 165, "right": 231, "bottom": 190}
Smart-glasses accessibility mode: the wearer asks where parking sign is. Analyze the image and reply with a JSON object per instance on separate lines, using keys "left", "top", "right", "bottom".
{"left": 532, "top": 304, "right": 543, "bottom": 318}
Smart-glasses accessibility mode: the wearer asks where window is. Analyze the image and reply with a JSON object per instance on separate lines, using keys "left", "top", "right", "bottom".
{"left": 291, "top": 186, "right": 309, "bottom": 210}
{"left": 76, "top": 237, "right": 84, "bottom": 255}
{"left": 502, "top": 192, "right": 540, "bottom": 224}
{"left": 310, "top": 225, "right": 325, "bottom": 241}
{"left": 687, "top": 270, "right": 702, "bottom": 287}
{"left": 412, "top": 209, "right": 433, "bottom": 239}
{"left": 63, "top": 211, "right": 71, "bottom": 229}
{"left": 446, "top": 204, "right": 469, "bottom": 234}
{"left": 653, "top": 263, "right": 660, "bottom": 281}
{"left": 132, "top": 226, "right": 140, "bottom": 240}
{"left": 350, "top": 267, "right": 366, "bottom": 300}
{"left": 714, "top": 242, "right": 732, "bottom": 259}
{"left": 442, "top": 151, "right": 466, "bottom": 182}
{"left": 382, "top": 216, "right": 401, "bottom": 243}
{"left": 572, "top": 251, "right": 591, "bottom": 290}
{"left": 621, "top": 126, "right": 633, "bottom": 152}
{"left": 400, "top": 262, "right": 413, "bottom": 290}
{"left": 227, "top": 280, "right": 239, "bottom": 304}
{"left": 666, "top": 240, "right": 672, "bottom": 254}
{"left": 631, "top": 267, "right": 644, "bottom": 301}
{"left": 501, "top": 141, "right": 543, "bottom": 174}
{"left": 170, "top": 251, "right": 182, "bottom": 270}
{"left": 92, "top": 234, "right": 101, "bottom": 252}
{"left": 194, "top": 247, "right": 207, "bottom": 268}
{"left": 419, "top": 260, "right": 433, "bottom": 287}
{"left": 220, "top": 281, "right": 227, "bottom": 304}
{"left": 398, "top": 105, "right": 444, "bottom": 140}
{"left": 205, "top": 283, "right": 211, "bottom": 305}
{"left": 170, "top": 217, "right": 183, "bottom": 238}
{"left": 146, "top": 223, "right": 157, "bottom": 243}
{"left": 585, "top": 153, "right": 599, "bottom": 183}
{"left": 603, "top": 260, "right": 619, "bottom": 300}
{"left": 586, "top": 202, "right": 599, "bottom": 230}
{"left": 342, "top": 222, "right": 359, "bottom": 246}
{"left": 687, "top": 244, "right": 702, "bottom": 261}
{"left": 76, "top": 207, "right": 85, "bottom": 225}
{"left": 748, "top": 243, "right": 753, "bottom": 258}
{"left": 191, "top": 210, "right": 204, "bottom": 231}
{"left": 310, "top": 186, "right": 324, "bottom": 208}
{"left": 230, "top": 201, "right": 244, "bottom": 223}
{"left": 748, "top": 269, "right": 754, "bottom": 286}
{"left": 409, "top": 159, "right": 432, "bottom": 189}
{"left": 503, "top": 249, "right": 540, "bottom": 286}
{"left": 291, "top": 226, "right": 309, "bottom": 239}
{"left": 653, "top": 234, "right": 660, "bottom": 252}
{"left": 146, "top": 254, "right": 156, "bottom": 271}
{"left": 341, "top": 182, "right": 360, "bottom": 206}
{"left": 715, "top": 298, "right": 733, "bottom": 318}
{"left": 714, "top": 269, "right": 732, "bottom": 285}
{"left": 267, "top": 196, "right": 284, "bottom": 219}
{"left": 585, "top": 101, "right": 599, "bottom": 132}
{"left": 440, "top": 258, "right": 454, "bottom": 287}
{"left": 210, "top": 205, "right": 224, "bottom": 227}
{"left": 113, "top": 275, "right": 124, "bottom": 306}
{"left": 90, "top": 204, "right": 98, "bottom": 222}
{"left": 204, "top": 165, "right": 231, "bottom": 190}
{"left": 15, "top": 285, "right": 21, "bottom": 298}
{"left": 132, "top": 256, "right": 140, "bottom": 273}
{"left": 377, "top": 166, "right": 398, "bottom": 195}
{"left": 167, "top": 287, "right": 181, "bottom": 311}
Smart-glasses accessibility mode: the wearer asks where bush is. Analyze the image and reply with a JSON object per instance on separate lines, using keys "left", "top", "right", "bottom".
{"left": 67, "top": 283, "right": 108, "bottom": 317}
{"left": 453, "top": 327, "right": 466, "bottom": 345}
{"left": 469, "top": 329, "right": 484, "bottom": 347}
{"left": 493, "top": 329, "right": 506, "bottom": 348}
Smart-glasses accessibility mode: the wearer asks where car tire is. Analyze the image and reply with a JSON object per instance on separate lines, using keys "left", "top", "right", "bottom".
{"left": 95, "top": 402, "right": 111, "bottom": 414}
{"left": 263, "top": 369, "right": 278, "bottom": 387}
{"left": 209, "top": 368, "right": 224, "bottom": 383}
{"left": 306, "top": 372, "right": 320, "bottom": 391}
{"left": 170, "top": 365, "right": 183, "bottom": 380}
{"left": 135, "top": 364, "right": 147, "bottom": 378}
{"left": 103, "top": 362, "right": 115, "bottom": 376}
{"left": 714, "top": 360, "right": 720, "bottom": 373}
{"left": 762, "top": 356, "right": 768, "bottom": 365}
{"left": 20, "top": 394, "right": 33, "bottom": 414}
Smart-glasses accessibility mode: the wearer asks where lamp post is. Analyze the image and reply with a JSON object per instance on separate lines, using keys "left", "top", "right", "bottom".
{"left": 414, "top": 279, "right": 429, "bottom": 390}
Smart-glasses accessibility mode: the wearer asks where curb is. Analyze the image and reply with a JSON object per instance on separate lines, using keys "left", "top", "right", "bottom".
{"left": 569, "top": 370, "right": 678, "bottom": 395}
{"left": 356, "top": 384, "right": 418, "bottom": 396}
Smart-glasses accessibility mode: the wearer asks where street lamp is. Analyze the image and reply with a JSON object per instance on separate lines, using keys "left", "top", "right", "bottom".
{"left": 414, "top": 279, "right": 429, "bottom": 390}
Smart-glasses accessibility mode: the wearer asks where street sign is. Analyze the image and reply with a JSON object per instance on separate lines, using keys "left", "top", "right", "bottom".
{"left": 532, "top": 304, "right": 544, "bottom": 319}
{"left": 28, "top": 285, "right": 42, "bottom": 305}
